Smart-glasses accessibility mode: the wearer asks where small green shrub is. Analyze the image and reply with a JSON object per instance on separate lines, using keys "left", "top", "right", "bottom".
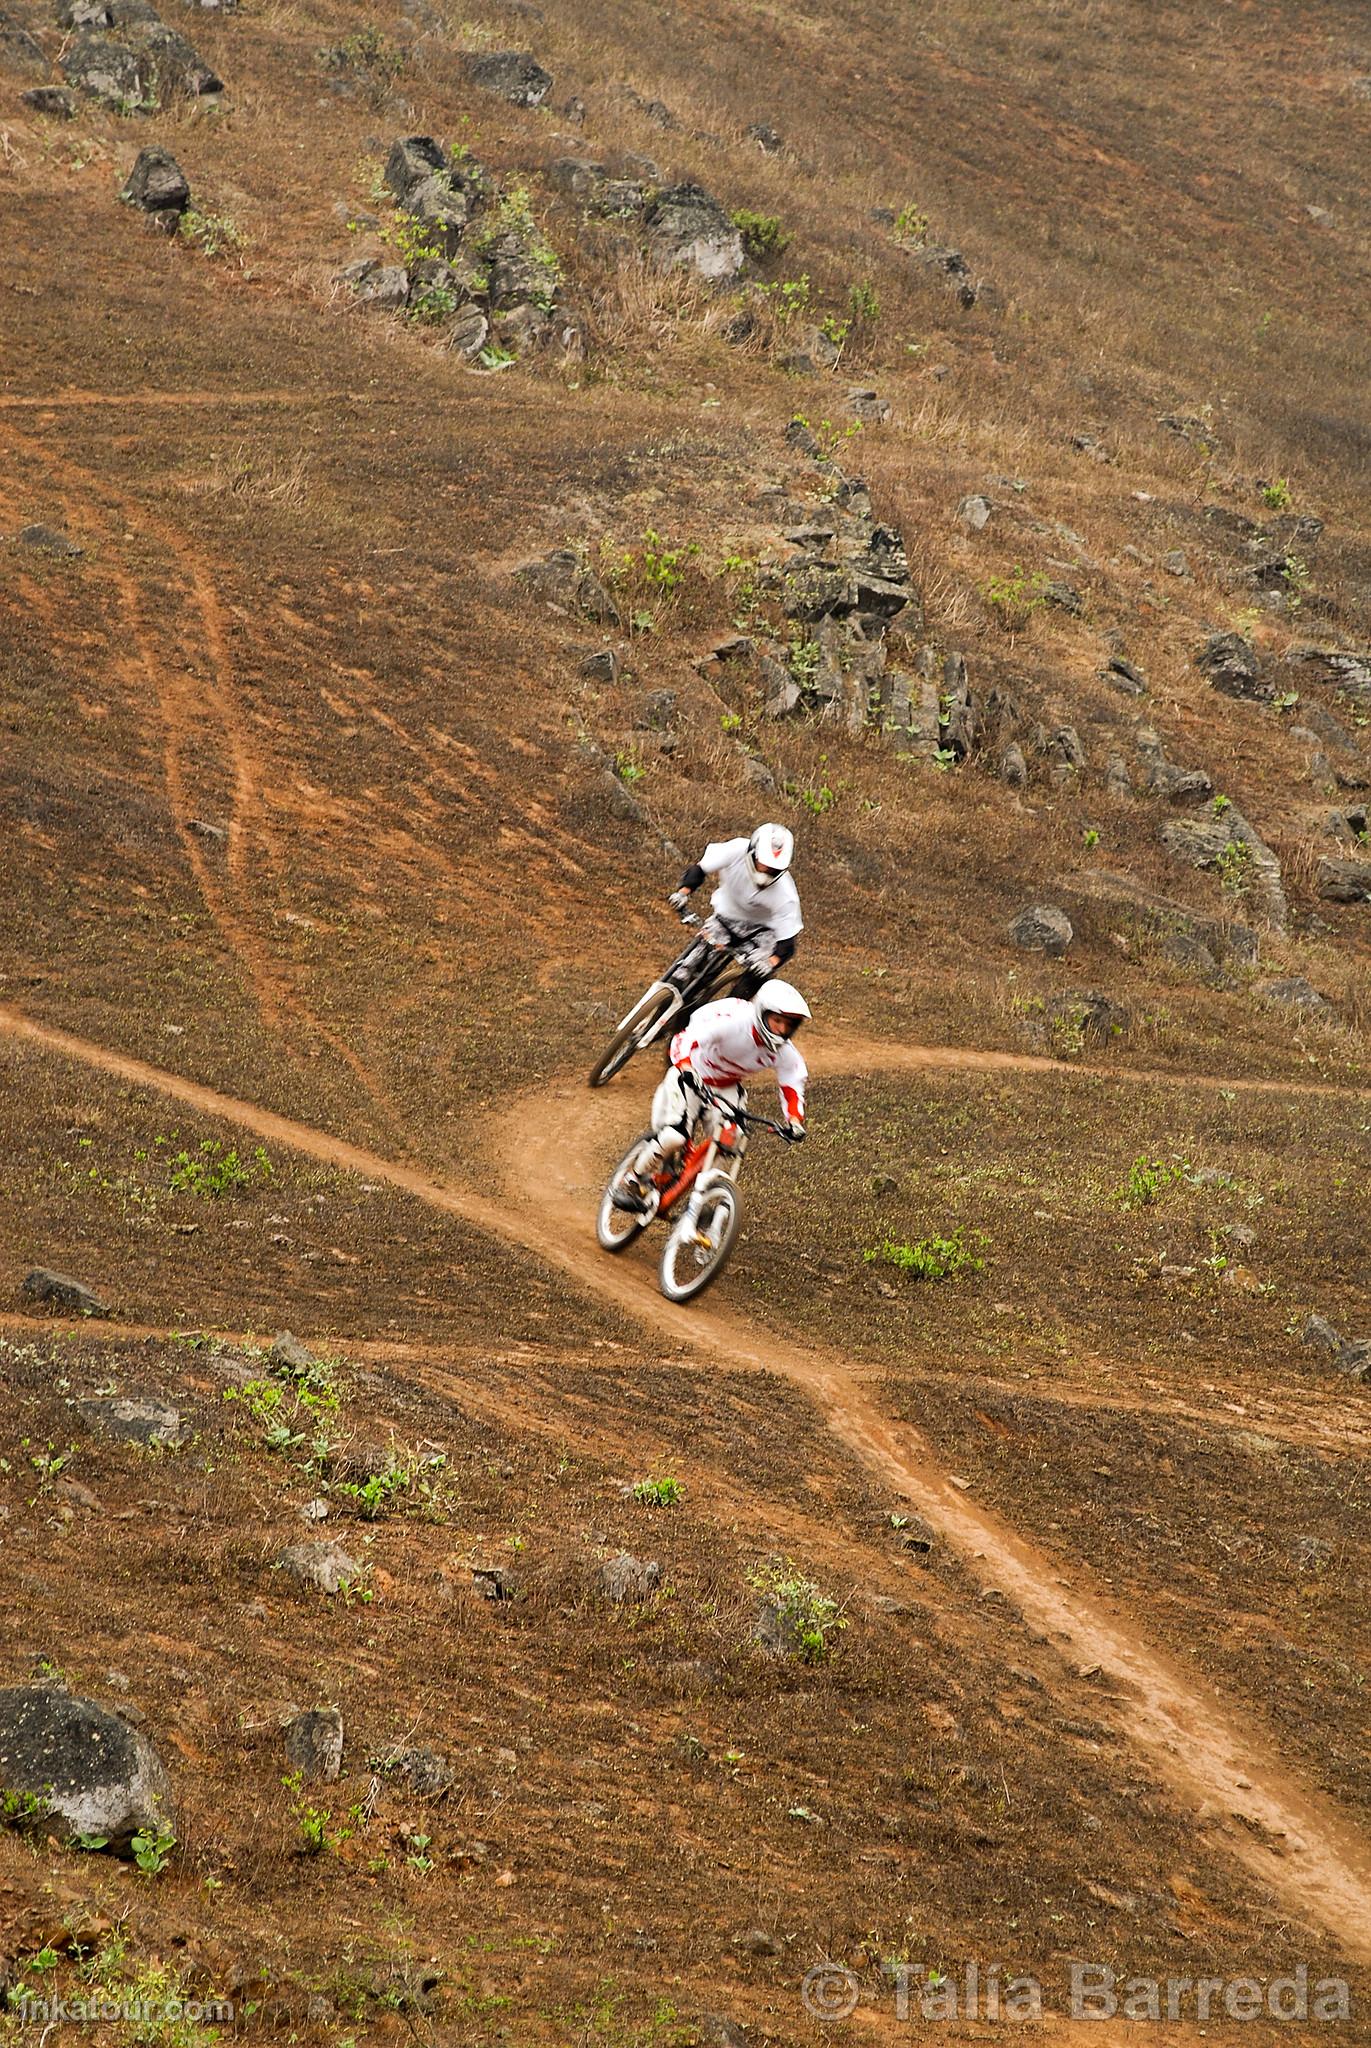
{"left": 863, "top": 1229, "right": 987, "bottom": 1281}
{"left": 893, "top": 203, "right": 929, "bottom": 244}
{"left": 1112, "top": 1155, "right": 1182, "bottom": 1208}
{"left": 319, "top": 25, "right": 404, "bottom": 89}
{"left": 983, "top": 564, "right": 1049, "bottom": 628}
{"left": 168, "top": 1140, "right": 272, "bottom": 1197}
{"left": 1216, "top": 838, "right": 1252, "bottom": 893}
{"left": 179, "top": 208, "right": 244, "bottom": 259}
{"left": 131, "top": 1821, "right": 176, "bottom": 1876}
{"left": 632, "top": 1476, "right": 682, "bottom": 1507}
{"left": 731, "top": 208, "right": 790, "bottom": 261}
{"left": 1260, "top": 476, "right": 1292, "bottom": 511}
{"left": 765, "top": 273, "right": 810, "bottom": 321}
{"left": 748, "top": 1557, "right": 847, "bottom": 1663}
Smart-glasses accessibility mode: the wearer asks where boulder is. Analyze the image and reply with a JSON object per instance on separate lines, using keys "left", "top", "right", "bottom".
{"left": 597, "top": 1552, "right": 661, "bottom": 1603}
{"left": 958, "top": 493, "right": 991, "bottom": 531}
{"left": 386, "top": 1745, "right": 454, "bottom": 1796}
{"left": 1159, "top": 808, "right": 1286, "bottom": 931}
{"left": 999, "top": 742, "right": 1027, "bottom": 789}
{"left": 120, "top": 144, "right": 189, "bottom": 214}
{"left": 779, "top": 324, "right": 840, "bottom": 376}
{"left": 1255, "top": 975, "right": 1333, "bottom": 1015}
{"left": 1195, "top": 631, "right": 1270, "bottom": 702}
{"left": 471, "top": 1565, "right": 516, "bottom": 1601}
{"left": 1010, "top": 904, "right": 1072, "bottom": 957}
{"left": 579, "top": 648, "right": 619, "bottom": 683}
{"left": 276, "top": 1541, "right": 362, "bottom": 1596}
{"left": 60, "top": 30, "right": 144, "bottom": 105}
{"left": 21, "top": 1268, "right": 109, "bottom": 1316}
{"left": 1316, "top": 857, "right": 1371, "bottom": 904}
{"left": 16, "top": 524, "right": 82, "bottom": 556}
{"left": 448, "top": 304, "right": 489, "bottom": 358}
{"left": 404, "top": 172, "right": 471, "bottom": 256}
{"left": 383, "top": 133, "right": 445, "bottom": 203}
{"left": 513, "top": 548, "right": 620, "bottom": 624}
{"left": 354, "top": 263, "right": 410, "bottom": 311}
{"left": 22, "top": 85, "right": 76, "bottom": 114}
{"left": 746, "top": 120, "right": 782, "bottom": 151}
{"left": 0, "top": 1686, "right": 172, "bottom": 1850}
{"left": 269, "top": 1330, "right": 314, "bottom": 1375}
{"left": 462, "top": 48, "right": 550, "bottom": 106}
{"left": 485, "top": 229, "right": 553, "bottom": 309}
{"left": 283, "top": 1707, "right": 343, "bottom": 1783}
{"left": 1101, "top": 654, "right": 1147, "bottom": 696}
{"left": 78, "top": 1394, "right": 186, "bottom": 1446}
{"left": 846, "top": 388, "right": 890, "bottom": 425}
{"left": 644, "top": 182, "right": 743, "bottom": 280}
{"left": 1300, "top": 1314, "right": 1370, "bottom": 1384}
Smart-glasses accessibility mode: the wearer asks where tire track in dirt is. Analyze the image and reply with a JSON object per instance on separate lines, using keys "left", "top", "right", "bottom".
{"left": 6, "top": 423, "right": 405, "bottom": 1130}
{"left": 2, "top": 1002, "right": 1370, "bottom": 1959}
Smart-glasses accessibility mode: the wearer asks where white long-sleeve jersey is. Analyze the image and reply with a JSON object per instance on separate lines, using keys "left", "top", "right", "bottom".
{"left": 698, "top": 837, "right": 803, "bottom": 944}
{"left": 669, "top": 996, "right": 807, "bottom": 1124}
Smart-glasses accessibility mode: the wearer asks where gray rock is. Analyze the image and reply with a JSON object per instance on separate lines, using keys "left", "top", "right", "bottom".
{"left": 283, "top": 1707, "right": 343, "bottom": 1783}
{"left": 354, "top": 263, "right": 409, "bottom": 312}
{"left": 958, "top": 493, "right": 991, "bottom": 531}
{"left": 21, "top": 1268, "right": 109, "bottom": 1316}
{"left": 1101, "top": 655, "right": 1147, "bottom": 696}
{"left": 1222, "top": 1223, "right": 1258, "bottom": 1252}
{"left": 737, "top": 1926, "right": 782, "bottom": 1956}
{"left": 1163, "top": 550, "right": 1190, "bottom": 578}
{"left": 493, "top": 301, "right": 551, "bottom": 351}
{"left": 471, "top": 1565, "right": 516, "bottom": 1601}
{"left": 1316, "top": 857, "right": 1371, "bottom": 904}
{"left": 404, "top": 172, "right": 471, "bottom": 256}
{"left": 696, "top": 2017, "right": 751, "bottom": 2048}
{"left": 448, "top": 304, "right": 489, "bottom": 358}
{"left": 276, "top": 1541, "right": 362, "bottom": 1596}
{"left": 746, "top": 121, "right": 782, "bottom": 152}
{"left": 1196, "top": 631, "right": 1270, "bottom": 702}
{"left": 597, "top": 1552, "right": 661, "bottom": 1603}
{"left": 16, "top": 523, "right": 83, "bottom": 556}
{"left": 462, "top": 48, "right": 550, "bottom": 106}
{"left": 1255, "top": 975, "right": 1332, "bottom": 1015}
{"left": 0, "top": 1686, "right": 171, "bottom": 1851}
{"left": 1010, "top": 904, "right": 1072, "bottom": 956}
{"left": 385, "top": 1745, "right": 454, "bottom": 1796}
{"left": 845, "top": 388, "right": 890, "bottom": 425}
{"left": 1042, "top": 580, "right": 1083, "bottom": 615}
{"left": 645, "top": 182, "right": 743, "bottom": 280}
{"left": 779, "top": 323, "right": 841, "bottom": 376}
{"left": 78, "top": 1395, "right": 187, "bottom": 1446}
{"left": 269, "top": 1331, "right": 314, "bottom": 1375}
{"left": 120, "top": 145, "right": 189, "bottom": 214}
{"left": 579, "top": 648, "right": 619, "bottom": 683}
{"left": 1339, "top": 1340, "right": 1371, "bottom": 1383}
{"left": 22, "top": 84, "right": 76, "bottom": 114}
{"left": 513, "top": 548, "right": 620, "bottom": 624}
{"left": 999, "top": 742, "right": 1027, "bottom": 789}
{"left": 1159, "top": 808, "right": 1286, "bottom": 930}
{"left": 1302, "top": 1313, "right": 1345, "bottom": 1359}
{"left": 1105, "top": 755, "right": 1133, "bottom": 798}
{"left": 383, "top": 133, "right": 445, "bottom": 203}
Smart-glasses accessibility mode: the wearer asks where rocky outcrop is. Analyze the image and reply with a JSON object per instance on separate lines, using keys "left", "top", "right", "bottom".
{"left": 462, "top": 49, "right": 550, "bottom": 106}
{"left": 513, "top": 548, "right": 620, "bottom": 624}
{"left": 60, "top": 0, "right": 220, "bottom": 106}
{"left": 645, "top": 183, "right": 743, "bottom": 280}
{"left": 1159, "top": 805, "right": 1286, "bottom": 931}
{"left": 21, "top": 1268, "right": 110, "bottom": 1316}
{"left": 1195, "top": 631, "right": 1270, "bottom": 702}
{"left": 1009, "top": 905, "right": 1073, "bottom": 957}
{"left": 0, "top": 7, "right": 47, "bottom": 72}
{"left": 1316, "top": 857, "right": 1371, "bottom": 903}
{"left": 0, "top": 1686, "right": 172, "bottom": 1850}
{"left": 120, "top": 144, "right": 190, "bottom": 227}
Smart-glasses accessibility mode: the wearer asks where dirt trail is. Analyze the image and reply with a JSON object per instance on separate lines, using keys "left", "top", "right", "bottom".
{"left": 3, "top": 1001, "right": 1371, "bottom": 1961}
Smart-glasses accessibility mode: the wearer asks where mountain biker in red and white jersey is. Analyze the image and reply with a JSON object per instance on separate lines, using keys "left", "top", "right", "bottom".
{"left": 667, "top": 823, "right": 802, "bottom": 1002}
{"left": 613, "top": 980, "right": 810, "bottom": 1212}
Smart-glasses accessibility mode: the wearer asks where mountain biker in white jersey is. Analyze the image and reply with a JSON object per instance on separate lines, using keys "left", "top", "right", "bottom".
{"left": 667, "top": 823, "right": 802, "bottom": 1004}
{"left": 612, "top": 980, "right": 810, "bottom": 1212}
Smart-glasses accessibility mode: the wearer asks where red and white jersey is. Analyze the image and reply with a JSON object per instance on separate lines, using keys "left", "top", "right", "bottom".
{"left": 670, "top": 996, "right": 807, "bottom": 1124}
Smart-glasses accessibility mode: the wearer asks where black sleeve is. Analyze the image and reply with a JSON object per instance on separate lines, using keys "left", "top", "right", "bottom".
{"left": 771, "top": 933, "right": 798, "bottom": 966}
{"left": 678, "top": 864, "right": 706, "bottom": 892}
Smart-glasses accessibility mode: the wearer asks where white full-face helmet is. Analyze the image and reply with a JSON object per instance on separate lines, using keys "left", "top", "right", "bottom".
{"left": 746, "top": 822, "right": 794, "bottom": 889}
{"left": 752, "top": 978, "right": 811, "bottom": 1052}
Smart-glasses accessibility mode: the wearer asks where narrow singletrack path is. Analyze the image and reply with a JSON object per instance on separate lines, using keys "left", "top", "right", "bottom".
{"left": 3, "top": 1001, "right": 1370, "bottom": 1960}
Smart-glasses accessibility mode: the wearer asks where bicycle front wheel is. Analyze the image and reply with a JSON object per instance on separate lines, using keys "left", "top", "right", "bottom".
{"left": 658, "top": 1182, "right": 742, "bottom": 1303}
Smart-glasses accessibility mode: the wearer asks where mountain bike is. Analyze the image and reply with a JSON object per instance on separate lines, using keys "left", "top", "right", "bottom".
{"left": 587, "top": 912, "right": 767, "bottom": 1089}
{"left": 595, "top": 1088, "right": 799, "bottom": 1303}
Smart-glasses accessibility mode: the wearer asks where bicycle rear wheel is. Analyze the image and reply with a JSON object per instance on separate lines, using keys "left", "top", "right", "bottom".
{"left": 596, "top": 1133, "right": 656, "bottom": 1251}
{"left": 658, "top": 1182, "right": 742, "bottom": 1302}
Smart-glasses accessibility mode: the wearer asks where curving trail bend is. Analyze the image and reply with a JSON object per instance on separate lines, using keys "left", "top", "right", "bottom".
{"left": 2, "top": 1001, "right": 1370, "bottom": 1961}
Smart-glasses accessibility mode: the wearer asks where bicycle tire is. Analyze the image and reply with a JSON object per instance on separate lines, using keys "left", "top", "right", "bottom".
{"left": 596, "top": 1132, "right": 656, "bottom": 1252}
{"left": 588, "top": 985, "right": 677, "bottom": 1089}
{"left": 658, "top": 1182, "right": 743, "bottom": 1302}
